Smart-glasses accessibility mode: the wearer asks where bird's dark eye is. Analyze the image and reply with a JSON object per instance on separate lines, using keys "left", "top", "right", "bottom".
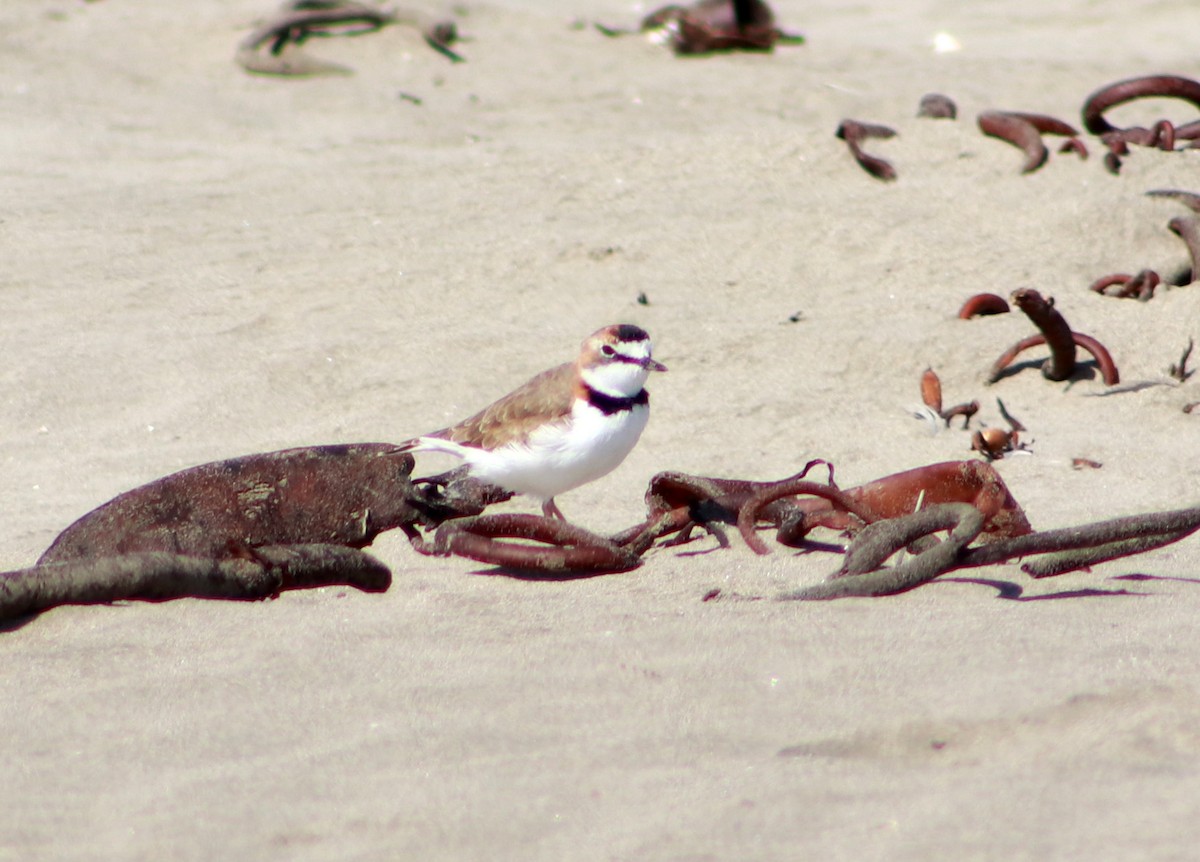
{"left": 601, "top": 345, "right": 616, "bottom": 356}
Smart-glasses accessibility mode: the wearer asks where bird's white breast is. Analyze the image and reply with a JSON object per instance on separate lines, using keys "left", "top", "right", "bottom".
{"left": 466, "top": 399, "right": 649, "bottom": 501}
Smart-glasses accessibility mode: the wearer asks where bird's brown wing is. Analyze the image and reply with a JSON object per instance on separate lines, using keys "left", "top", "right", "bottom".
{"left": 431, "top": 362, "right": 576, "bottom": 450}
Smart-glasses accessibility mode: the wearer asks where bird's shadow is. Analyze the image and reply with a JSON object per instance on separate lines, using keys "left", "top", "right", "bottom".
{"left": 469, "top": 566, "right": 621, "bottom": 582}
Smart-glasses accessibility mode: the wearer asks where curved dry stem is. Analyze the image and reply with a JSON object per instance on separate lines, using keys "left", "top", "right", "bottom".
{"left": 236, "top": 2, "right": 462, "bottom": 76}
{"left": 959, "top": 505, "right": 1200, "bottom": 577}
{"left": 773, "top": 503, "right": 1200, "bottom": 600}
{"left": 958, "top": 293, "right": 1010, "bottom": 319}
{"left": 977, "top": 111, "right": 1078, "bottom": 173}
{"left": 836, "top": 120, "right": 899, "bottom": 181}
{"left": 1168, "top": 216, "right": 1200, "bottom": 284}
{"left": 1089, "top": 273, "right": 1135, "bottom": 294}
{"left": 616, "top": 510, "right": 694, "bottom": 556}
{"left": 838, "top": 504, "right": 983, "bottom": 577}
{"left": 1147, "top": 189, "right": 1200, "bottom": 215}
{"left": 1021, "top": 533, "right": 1193, "bottom": 577}
{"left": 978, "top": 112, "right": 1048, "bottom": 173}
{"left": 432, "top": 514, "right": 641, "bottom": 574}
{"left": 988, "top": 290, "right": 1118, "bottom": 385}
{"left": 987, "top": 333, "right": 1048, "bottom": 383}
{"left": 1083, "top": 75, "right": 1200, "bottom": 136}
{"left": 1071, "top": 332, "right": 1121, "bottom": 385}
{"left": 737, "top": 477, "right": 876, "bottom": 555}
{"left": 776, "top": 504, "right": 984, "bottom": 600}
{"left": 1012, "top": 289, "right": 1075, "bottom": 380}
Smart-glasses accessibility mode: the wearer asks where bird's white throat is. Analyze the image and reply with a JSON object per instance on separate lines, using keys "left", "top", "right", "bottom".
{"left": 581, "top": 357, "right": 651, "bottom": 398}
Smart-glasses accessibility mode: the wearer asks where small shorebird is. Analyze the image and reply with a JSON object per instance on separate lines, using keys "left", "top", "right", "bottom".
{"left": 398, "top": 324, "right": 666, "bottom": 520}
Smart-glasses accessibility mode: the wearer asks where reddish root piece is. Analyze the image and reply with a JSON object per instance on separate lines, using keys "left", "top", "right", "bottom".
{"left": 917, "top": 93, "right": 957, "bottom": 119}
{"left": 1084, "top": 76, "right": 1200, "bottom": 172}
{"left": 737, "top": 476, "right": 873, "bottom": 555}
{"left": 1102, "top": 146, "right": 1125, "bottom": 175}
{"left": 1169, "top": 338, "right": 1195, "bottom": 382}
{"left": 639, "top": 0, "right": 804, "bottom": 55}
{"left": 987, "top": 289, "right": 1119, "bottom": 385}
{"left": 1100, "top": 123, "right": 1179, "bottom": 173}
{"left": 428, "top": 514, "right": 641, "bottom": 574}
{"left": 1083, "top": 75, "right": 1200, "bottom": 136}
{"left": 958, "top": 292, "right": 1011, "bottom": 318}
{"left": 978, "top": 112, "right": 1046, "bottom": 173}
{"left": 940, "top": 400, "right": 980, "bottom": 428}
{"left": 920, "top": 368, "right": 943, "bottom": 413}
{"left": 846, "top": 460, "right": 1031, "bottom": 539}
{"left": 1011, "top": 288, "right": 1075, "bottom": 380}
{"left": 1119, "top": 121, "right": 1177, "bottom": 150}
{"left": 737, "top": 460, "right": 1032, "bottom": 555}
{"left": 919, "top": 368, "right": 976, "bottom": 427}
{"left": 1003, "top": 112, "right": 1079, "bottom": 137}
{"left": 616, "top": 460, "right": 851, "bottom": 554}
{"left": 1089, "top": 272, "right": 1134, "bottom": 293}
{"left": 1058, "top": 138, "right": 1089, "bottom": 159}
{"left": 996, "top": 398, "right": 1026, "bottom": 433}
{"left": 1155, "top": 121, "right": 1177, "bottom": 150}
{"left": 971, "top": 427, "right": 1018, "bottom": 461}
{"left": 646, "top": 460, "right": 1030, "bottom": 558}
{"left": 1177, "top": 120, "right": 1200, "bottom": 141}
{"left": 989, "top": 333, "right": 1120, "bottom": 387}
{"left": 1147, "top": 189, "right": 1200, "bottom": 215}
{"left": 836, "top": 119, "right": 899, "bottom": 181}
{"left": 983, "top": 333, "right": 1030, "bottom": 380}
{"left": 1168, "top": 216, "right": 1200, "bottom": 284}
{"left": 977, "top": 111, "right": 1079, "bottom": 174}
{"left": 1090, "top": 269, "right": 1161, "bottom": 300}
{"left": 1124, "top": 269, "right": 1159, "bottom": 300}
{"left": 1069, "top": 333, "right": 1122, "bottom": 385}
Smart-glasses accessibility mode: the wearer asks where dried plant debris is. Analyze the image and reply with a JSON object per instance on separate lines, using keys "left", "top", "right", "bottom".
{"left": 987, "top": 289, "right": 1119, "bottom": 386}
{"left": 836, "top": 119, "right": 899, "bottom": 181}
{"left": 1082, "top": 75, "right": 1200, "bottom": 173}
{"left": 977, "top": 110, "right": 1083, "bottom": 174}
{"left": 1169, "top": 338, "right": 1195, "bottom": 382}
{"left": 917, "top": 93, "right": 957, "bottom": 120}
{"left": 597, "top": 0, "right": 804, "bottom": 55}
{"left": 237, "top": 0, "right": 462, "bottom": 76}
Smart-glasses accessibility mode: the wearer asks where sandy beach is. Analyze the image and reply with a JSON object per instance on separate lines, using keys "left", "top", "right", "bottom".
{"left": 3, "top": 0, "right": 1200, "bottom": 858}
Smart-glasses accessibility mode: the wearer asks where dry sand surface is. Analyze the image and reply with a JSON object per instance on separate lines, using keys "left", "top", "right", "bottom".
{"left": 3, "top": 0, "right": 1200, "bottom": 858}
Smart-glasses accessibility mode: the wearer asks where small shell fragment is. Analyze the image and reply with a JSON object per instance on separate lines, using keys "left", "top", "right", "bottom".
{"left": 971, "top": 427, "right": 1015, "bottom": 460}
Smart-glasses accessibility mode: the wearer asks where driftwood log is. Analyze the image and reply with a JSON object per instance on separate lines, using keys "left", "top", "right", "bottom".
{"left": 2, "top": 444, "right": 509, "bottom": 621}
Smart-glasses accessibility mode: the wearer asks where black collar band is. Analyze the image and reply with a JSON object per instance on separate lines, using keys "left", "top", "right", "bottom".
{"left": 585, "top": 385, "right": 648, "bottom": 416}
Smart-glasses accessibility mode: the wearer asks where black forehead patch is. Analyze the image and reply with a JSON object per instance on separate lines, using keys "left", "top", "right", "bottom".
{"left": 614, "top": 324, "right": 649, "bottom": 342}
